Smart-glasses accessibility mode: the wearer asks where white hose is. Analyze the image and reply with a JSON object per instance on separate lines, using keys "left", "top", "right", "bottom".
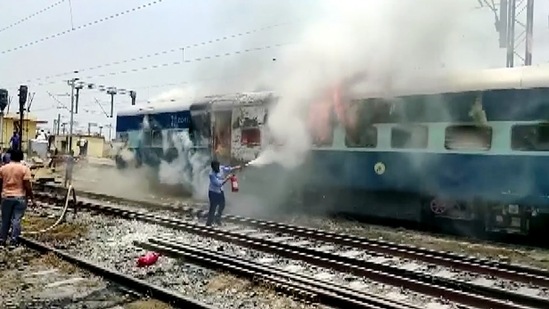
{"left": 23, "top": 185, "right": 75, "bottom": 235}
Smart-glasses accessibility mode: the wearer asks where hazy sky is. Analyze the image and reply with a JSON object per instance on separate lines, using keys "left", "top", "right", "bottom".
{"left": 0, "top": 0, "right": 548, "bottom": 137}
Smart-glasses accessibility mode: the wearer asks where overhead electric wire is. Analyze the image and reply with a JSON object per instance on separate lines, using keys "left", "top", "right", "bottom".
{"left": 28, "top": 42, "right": 291, "bottom": 114}
{"left": 1, "top": 0, "right": 165, "bottom": 55}
{"left": 83, "top": 43, "right": 290, "bottom": 80}
{"left": 0, "top": 0, "right": 67, "bottom": 34}
{"left": 30, "top": 42, "right": 293, "bottom": 90}
{"left": 15, "top": 21, "right": 296, "bottom": 86}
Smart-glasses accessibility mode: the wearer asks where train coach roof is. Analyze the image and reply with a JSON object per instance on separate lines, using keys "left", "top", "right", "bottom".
{"left": 356, "top": 64, "right": 549, "bottom": 98}
{"left": 117, "top": 66, "right": 549, "bottom": 117}
{"left": 117, "top": 100, "right": 192, "bottom": 116}
{"left": 117, "top": 91, "right": 275, "bottom": 116}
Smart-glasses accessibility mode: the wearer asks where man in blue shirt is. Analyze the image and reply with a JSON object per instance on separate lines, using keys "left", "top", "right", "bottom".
{"left": 9, "top": 132, "right": 20, "bottom": 151}
{"left": 207, "top": 160, "right": 240, "bottom": 226}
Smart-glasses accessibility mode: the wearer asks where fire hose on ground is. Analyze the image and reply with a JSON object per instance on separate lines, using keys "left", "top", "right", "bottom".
{"left": 22, "top": 185, "right": 77, "bottom": 235}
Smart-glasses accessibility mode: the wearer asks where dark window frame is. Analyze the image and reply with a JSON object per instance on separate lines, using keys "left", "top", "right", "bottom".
{"left": 344, "top": 125, "right": 378, "bottom": 148}
{"left": 390, "top": 125, "right": 429, "bottom": 149}
{"left": 240, "top": 127, "right": 261, "bottom": 146}
{"left": 444, "top": 125, "right": 493, "bottom": 151}
{"left": 511, "top": 123, "right": 549, "bottom": 151}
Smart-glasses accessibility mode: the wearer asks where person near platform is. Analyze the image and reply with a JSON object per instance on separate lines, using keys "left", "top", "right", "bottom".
{"left": 64, "top": 150, "right": 75, "bottom": 187}
{"left": 9, "top": 131, "right": 20, "bottom": 151}
{"left": 206, "top": 160, "right": 241, "bottom": 226}
{"left": 0, "top": 149, "right": 34, "bottom": 248}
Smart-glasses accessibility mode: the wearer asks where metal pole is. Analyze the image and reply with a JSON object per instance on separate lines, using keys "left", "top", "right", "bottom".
{"left": 0, "top": 112, "right": 3, "bottom": 148}
{"left": 499, "top": 0, "right": 509, "bottom": 48}
{"left": 57, "top": 113, "right": 61, "bottom": 135}
{"left": 68, "top": 76, "right": 77, "bottom": 154}
{"left": 110, "top": 93, "right": 115, "bottom": 118}
{"left": 507, "top": 0, "right": 517, "bottom": 68}
{"left": 19, "top": 96, "right": 24, "bottom": 151}
{"left": 75, "top": 87, "right": 80, "bottom": 114}
{"left": 525, "top": 0, "right": 534, "bottom": 66}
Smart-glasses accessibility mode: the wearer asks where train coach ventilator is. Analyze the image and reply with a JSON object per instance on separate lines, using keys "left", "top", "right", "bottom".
{"left": 23, "top": 185, "right": 78, "bottom": 236}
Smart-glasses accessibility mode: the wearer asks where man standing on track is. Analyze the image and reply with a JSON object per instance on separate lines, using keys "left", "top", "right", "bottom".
{"left": 0, "top": 149, "right": 34, "bottom": 248}
{"left": 206, "top": 160, "right": 240, "bottom": 226}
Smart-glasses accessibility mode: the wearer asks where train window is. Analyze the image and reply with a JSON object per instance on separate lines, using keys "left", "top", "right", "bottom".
{"left": 241, "top": 128, "right": 261, "bottom": 146}
{"left": 119, "top": 133, "right": 129, "bottom": 143}
{"left": 308, "top": 101, "right": 335, "bottom": 147}
{"left": 345, "top": 126, "right": 377, "bottom": 148}
{"left": 151, "top": 129, "right": 163, "bottom": 147}
{"left": 391, "top": 125, "right": 428, "bottom": 149}
{"left": 511, "top": 123, "right": 549, "bottom": 151}
{"left": 445, "top": 125, "right": 492, "bottom": 151}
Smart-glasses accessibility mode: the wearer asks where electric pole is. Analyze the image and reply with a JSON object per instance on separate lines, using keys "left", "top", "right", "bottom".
{"left": 67, "top": 71, "right": 79, "bottom": 153}
{"left": 483, "top": 0, "right": 535, "bottom": 67}
{"left": 105, "top": 124, "right": 112, "bottom": 141}
{"left": 129, "top": 90, "right": 137, "bottom": 106}
{"left": 56, "top": 113, "right": 61, "bottom": 135}
{"left": 107, "top": 88, "right": 117, "bottom": 118}
{"left": 75, "top": 81, "right": 84, "bottom": 114}
{"left": 0, "top": 89, "right": 7, "bottom": 148}
{"left": 18, "top": 85, "right": 28, "bottom": 151}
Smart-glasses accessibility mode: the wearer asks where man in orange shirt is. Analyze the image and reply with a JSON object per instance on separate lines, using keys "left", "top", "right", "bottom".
{"left": 0, "top": 149, "right": 34, "bottom": 248}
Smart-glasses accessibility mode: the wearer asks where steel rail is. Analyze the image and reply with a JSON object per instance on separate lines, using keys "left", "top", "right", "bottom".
{"left": 220, "top": 214, "right": 549, "bottom": 288}
{"left": 34, "top": 194, "right": 543, "bottom": 309}
{"left": 135, "top": 238, "right": 419, "bottom": 309}
{"left": 19, "top": 237, "right": 218, "bottom": 309}
{"left": 36, "top": 186, "right": 549, "bottom": 287}
{"left": 37, "top": 185, "right": 549, "bottom": 283}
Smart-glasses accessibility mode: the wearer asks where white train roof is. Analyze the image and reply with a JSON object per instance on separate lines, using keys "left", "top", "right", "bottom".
{"left": 118, "top": 66, "right": 549, "bottom": 117}
{"left": 117, "top": 91, "right": 275, "bottom": 116}
{"left": 357, "top": 64, "right": 549, "bottom": 98}
{"left": 117, "top": 100, "right": 192, "bottom": 116}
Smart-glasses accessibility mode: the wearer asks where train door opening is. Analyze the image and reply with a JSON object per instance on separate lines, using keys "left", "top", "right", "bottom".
{"left": 212, "top": 110, "right": 232, "bottom": 162}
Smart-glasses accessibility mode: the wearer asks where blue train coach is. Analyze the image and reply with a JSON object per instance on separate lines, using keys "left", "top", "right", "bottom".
{"left": 114, "top": 66, "right": 549, "bottom": 238}
{"left": 301, "top": 65, "right": 549, "bottom": 238}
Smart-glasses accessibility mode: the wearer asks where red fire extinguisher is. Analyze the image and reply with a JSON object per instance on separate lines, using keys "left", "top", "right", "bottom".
{"left": 230, "top": 174, "right": 239, "bottom": 192}
{"left": 136, "top": 252, "right": 159, "bottom": 267}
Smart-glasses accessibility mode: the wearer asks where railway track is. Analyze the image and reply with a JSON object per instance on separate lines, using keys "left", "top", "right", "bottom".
{"left": 36, "top": 185, "right": 549, "bottom": 285}
{"left": 34, "top": 188, "right": 549, "bottom": 309}
{"left": 9, "top": 237, "right": 215, "bottom": 309}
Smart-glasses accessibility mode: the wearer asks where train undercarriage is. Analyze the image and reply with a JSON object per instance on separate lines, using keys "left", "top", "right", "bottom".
{"left": 297, "top": 187, "right": 549, "bottom": 245}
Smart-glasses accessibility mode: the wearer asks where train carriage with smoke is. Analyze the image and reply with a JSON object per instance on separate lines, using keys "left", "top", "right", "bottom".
{"left": 115, "top": 65, "right": 549, "bottom": 239}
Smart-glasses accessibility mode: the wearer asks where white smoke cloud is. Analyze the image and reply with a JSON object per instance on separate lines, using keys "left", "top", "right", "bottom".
{"left": 249, "top": 0, "right": 478, "bottom": 167}
{"left": 149, "top": 87, "right": 197, "bottom": 104}
{"left": 148, "top": 0, "right": 491, "bottom": 171}
{"left": 158, "top": 130, "right": 210, "bottom": 200}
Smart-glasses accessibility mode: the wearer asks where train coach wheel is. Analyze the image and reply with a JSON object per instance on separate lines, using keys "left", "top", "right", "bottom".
{"left": 430, "top": 198, "right": 447, "bottom": 215}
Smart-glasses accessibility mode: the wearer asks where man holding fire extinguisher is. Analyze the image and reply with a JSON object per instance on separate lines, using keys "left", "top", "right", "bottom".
{"left": 206, "top": 160, "right": 241, "bottom": 226}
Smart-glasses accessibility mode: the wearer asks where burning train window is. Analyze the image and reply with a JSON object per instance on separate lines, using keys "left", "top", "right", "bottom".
{"left": 345, "top": 126, "right": 377, "bottom": 148}
{"left": 241, "top": 128, "right": 261, "bottom": 146}
{"left": 391, "top": 125, "right": 428, "bottom": 149}
{"left": 511, "top": 123, "right": 549, "bottom": 151}
{"left": 308, "top": 101, "right": 336, "bottom": 147}
{"left": 444, "top": 125, "right": 492, "bottom": 151}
